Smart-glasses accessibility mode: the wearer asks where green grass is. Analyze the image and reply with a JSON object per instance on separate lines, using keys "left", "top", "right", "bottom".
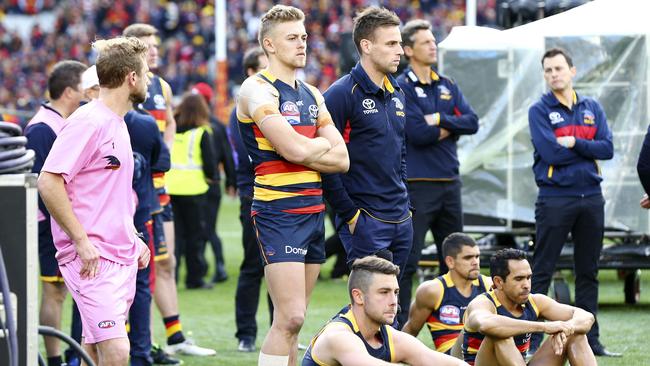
{"left": 52, "top": 196, "right": 650, "bottom": 365}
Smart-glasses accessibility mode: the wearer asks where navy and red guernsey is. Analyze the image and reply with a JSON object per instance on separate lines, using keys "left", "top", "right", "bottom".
{"left": 322, "top": 62, "right": 410, "bottom": 223}
{"left": 462, "top": 291, "right": 539, "bottom": 365}
{"left": 425, "top": 273, "right": 490, "bottom": 353}
{"left": 237, "top": 70, "right": 325, "bottom": 215}
{"left": 529, "top": 91, "right": 613, "bottom": 197}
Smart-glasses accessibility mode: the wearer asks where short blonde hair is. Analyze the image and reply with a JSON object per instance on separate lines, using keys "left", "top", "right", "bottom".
{"left": 93, "top": 37, "right": 148, "bottom": 89}
{"left": 122, "top": 23, "right": 158, "bottom": 38}
{"left": 258, "top": 5, "right": 305, "bottom": 55}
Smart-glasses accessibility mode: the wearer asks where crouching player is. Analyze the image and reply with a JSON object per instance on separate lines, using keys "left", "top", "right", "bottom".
{"left": 303, "top": 256, "right": 467, "bottom": 366}
{"left": 462, "top": 248, "right": 596, "bottom": 366}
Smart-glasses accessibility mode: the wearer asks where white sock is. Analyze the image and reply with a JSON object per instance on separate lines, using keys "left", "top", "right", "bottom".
{"left": 258, "top": 352, "right": 290, "bottom": 366}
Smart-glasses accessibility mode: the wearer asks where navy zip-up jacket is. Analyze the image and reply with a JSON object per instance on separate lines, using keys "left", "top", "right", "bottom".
{"left": 397, "top": 67, "right": 479, "bottom": 180}
{"left": 322, "top": 62, "right": 410, "bottom": 223}
{"left": 228, "top": 108, "right": 254, "bottom": 198}
{"left": 528, "top": 91, "right": 613, "bottom": 197}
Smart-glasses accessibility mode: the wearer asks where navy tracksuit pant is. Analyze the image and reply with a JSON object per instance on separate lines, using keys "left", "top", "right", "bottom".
{"left": 129, "top": 222, "right": 153, "bottom": 366}
{"left": 531, "top": 194, "right": 604, "bottom": 347}
{"left": 234, "top": 195, "right": 273, "bottom": 343}
{"left": 336, "top": 211, "right": 413, "bottom": 278}
{"left": 397, "top": 180, "right": 463, "bottom": 328}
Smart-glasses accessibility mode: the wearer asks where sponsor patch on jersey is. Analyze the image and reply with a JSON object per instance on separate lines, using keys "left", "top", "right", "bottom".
{"left": 153, "top": 94, "right": 166, "bottom": 109}
{"left": 549, "top": 111, "right": 564, "bottom": 124}
{"left": 439, "top": 305, "right": 461, "bottom": 324}
{"left": 98, "top": 320, "right": 116, "bottom": 329}
{"left": 583, "top": 110, "right": 595, "bottom": 124}
{"left": 308, "top": 104, "right": 319, "bottom": 118}
{"left": 281, "top": 101, "right": 301, "bottom": 125}
{"left": 362, "top": 98, "right": 378, "bottom": 114}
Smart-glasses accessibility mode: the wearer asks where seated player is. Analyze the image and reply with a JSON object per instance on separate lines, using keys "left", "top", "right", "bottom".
{"left": 462, "top": 248, "right": 596, "bottom": 366}
{"left": 303, "top": 256, "right": 467, "bottom": 366}
{"left": 402, "top": 233, "right": 491, "bottom": 354}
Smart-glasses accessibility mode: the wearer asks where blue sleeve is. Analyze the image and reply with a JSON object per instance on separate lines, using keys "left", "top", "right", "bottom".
{"left": 572, "top": 103, "right": 614, "bottom": 160}
{"left": 438, "top": 84, "right": 479, "bottom": 135}
{"left": 402, "top": 84, "right": 442, "bottom": 146}
{"left": 529, "top": 104, "right": 584, "bottom": 166}
{"left": 322, "top": 84, "right": 359, "bottom": 223}
{"left": 152, "top": 137, "right": 171, "bottom": 173}
{"left": 25, "top": 123, "right": 57, "bottom": 174}
{"left": 147, "top": 122, "right": 164, "bottom": 172}
{"left": 637, "top": 125, "right": 650, "bottom": 195}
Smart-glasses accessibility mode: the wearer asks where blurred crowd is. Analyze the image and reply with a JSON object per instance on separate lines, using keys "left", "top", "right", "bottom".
{"left": 1, "top": 0, "right": 497, "bottom": 116}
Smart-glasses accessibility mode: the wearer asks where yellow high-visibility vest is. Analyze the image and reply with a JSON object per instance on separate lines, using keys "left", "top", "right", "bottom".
{"left": 167, "top": 126, "right": 211, "bottom": 195}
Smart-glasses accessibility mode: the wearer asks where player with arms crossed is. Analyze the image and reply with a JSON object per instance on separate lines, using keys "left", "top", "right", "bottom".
{"left": 236, "top": 5, "right": 349, "bottom": 366}
{"left": 462, "top": 248, "right": 596, "bottom": 366}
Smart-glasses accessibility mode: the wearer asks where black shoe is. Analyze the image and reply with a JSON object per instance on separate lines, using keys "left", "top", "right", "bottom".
{"left": 591, "top": 343, "right": 622, "bottom": 357}
{"left": 237, "top": 339, "right": 256, "bottom": 352}
{"left": 186, "top": 281, "right": 213, "bottom": 290}
{"left": 151, "top": 344, "right": 182, "bottom": 364}
{"left": 212, "top": 265, "right": 228, "bottom": 283}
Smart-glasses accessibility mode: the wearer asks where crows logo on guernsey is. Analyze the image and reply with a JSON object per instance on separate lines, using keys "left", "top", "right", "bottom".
{"left": 103, "top": 155, "right": 121, "bottom": 170}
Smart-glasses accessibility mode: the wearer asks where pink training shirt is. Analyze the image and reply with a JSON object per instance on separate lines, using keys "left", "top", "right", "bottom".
{"left": 42, "top": 99, "right": 137, "bottom": 266}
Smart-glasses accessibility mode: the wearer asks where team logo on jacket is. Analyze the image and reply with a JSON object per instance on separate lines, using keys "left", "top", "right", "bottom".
{"left": 438, "top": 85, "right": 452, "bottom": 100}
{"left": 103, "top": 155, "right": 121, "bottom": 170}
{"left": 281, "top": 101, "right": 301, "bottom": 125}
{"left": 415, "top": 87, "right": 427, "bottom": 98}
{"left": 98, "top": 320, "right": 116, "bottom": 329}
{"left": 548, "top": 112, "right": 564, "bottom": 124}
{"left": 392, "top": 97, "right": 404, "bottom": 110}
{"left": 439, "top": 305, "right": 461, "bottom": 324}
{"left": 583, "top": 110, "right": 595, "bottom": 124}
{"left": 362, "top": 99, "right": 378, "bottom": 114}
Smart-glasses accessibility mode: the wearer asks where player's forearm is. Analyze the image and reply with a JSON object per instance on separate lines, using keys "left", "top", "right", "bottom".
{"left": 568, "top": 308, "right": 595, "bottom": 334}
{"left": 400, "top": 321, "right": 420, "bottom": 337}
{"left": 304, "top": 143, "right": 349, "bottom": 173}
{"left": 37, "top": 172, "right": 88, "bottom": 244}
{"left": 292, "top": 136, "right": 332, "bottom": 164}
{"left": 477, "top": 315, "right": 544, "bottom": 338}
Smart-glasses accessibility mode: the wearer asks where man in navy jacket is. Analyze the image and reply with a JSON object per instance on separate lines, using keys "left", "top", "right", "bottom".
{"left": 395, "top": 19, "right": 479, "bottom": 327}
{"left": 528, "top": 48, "right": 617, "bottom": 357}
{"left": 323, "top": 7, "right": 412, "bottom": 278}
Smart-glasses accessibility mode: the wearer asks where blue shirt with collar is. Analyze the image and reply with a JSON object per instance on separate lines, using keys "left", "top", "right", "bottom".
{"left": 528, "top": 90, "right": 613, "bottom": 197}
{"left": 397, "top": 67, "right": 479, "bottom": 180}
{"left": 322, "top": 62, "right": 410, "bottom": 223}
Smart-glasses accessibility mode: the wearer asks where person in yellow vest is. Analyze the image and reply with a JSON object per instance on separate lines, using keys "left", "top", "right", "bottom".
{"left": 166, "top": 93, "right": 216, "bottom": 290}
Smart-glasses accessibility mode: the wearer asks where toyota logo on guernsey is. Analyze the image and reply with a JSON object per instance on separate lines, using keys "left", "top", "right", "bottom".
{"left": 308, "top": 104, "right": 319, "bottom": 118}
{"left": 362, "top": 98, "right": 378, "bottom": 114}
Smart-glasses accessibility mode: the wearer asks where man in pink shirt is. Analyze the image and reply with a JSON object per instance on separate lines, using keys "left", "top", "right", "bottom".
{"left": 38, "top": 37, "right": 151, "bottom": 366}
